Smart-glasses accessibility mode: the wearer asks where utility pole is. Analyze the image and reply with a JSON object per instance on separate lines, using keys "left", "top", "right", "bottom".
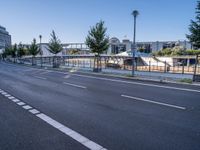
{"left": 132, "top": 10, "right": 139, "bottom": 76}
{"left": 39, "top": 35, "right": 42, "bottom": 67}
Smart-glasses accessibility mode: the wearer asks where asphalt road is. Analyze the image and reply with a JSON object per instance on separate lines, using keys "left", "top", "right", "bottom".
{"left": 0, "top": 62, "right": 200, "bottom": 150}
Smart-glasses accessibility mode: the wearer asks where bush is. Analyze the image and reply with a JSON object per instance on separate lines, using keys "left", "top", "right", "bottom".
{"left": 179, "top": 78, "right": 193, "bottom": 84}
{"left": 185, "top": 50, "right": 200, "bottom": 55}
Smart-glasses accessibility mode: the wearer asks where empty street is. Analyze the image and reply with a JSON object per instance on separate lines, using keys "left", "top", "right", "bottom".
{"left": 0, "top": 62, "right": 200, "bottom": 150}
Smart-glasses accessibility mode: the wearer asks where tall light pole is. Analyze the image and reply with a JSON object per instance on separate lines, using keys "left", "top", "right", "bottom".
{"left": 131, "top": 10, "right": 139, "bottom": 76}
{"left": 39, "top": 35, "right": 42, "bottom": 67}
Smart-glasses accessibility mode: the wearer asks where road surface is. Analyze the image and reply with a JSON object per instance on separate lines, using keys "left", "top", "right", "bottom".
{"left": 0, "top": 62, "right": 200, "bottom": 150}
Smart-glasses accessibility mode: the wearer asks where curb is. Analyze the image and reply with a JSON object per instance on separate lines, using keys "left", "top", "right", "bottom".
{"left": 3, "top": 61, "right": 200, "bottom": 87}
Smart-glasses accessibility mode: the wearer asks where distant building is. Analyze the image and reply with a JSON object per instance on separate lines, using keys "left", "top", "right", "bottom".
{"left": 22, "top": 43, "right": 90, "bottom": 57}
{"left": 137, "top": 40, "right": 192, "bottom": 53}
{"left": 107, "top": 37, "right": 192, "bottom": 55}
{"left": 0, "top": 25, "right": 11, "bottom": 51}
{"left": 108, "top": 37, "right": 132, "bottom": 54}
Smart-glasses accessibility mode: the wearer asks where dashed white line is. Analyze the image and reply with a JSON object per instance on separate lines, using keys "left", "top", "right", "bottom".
{"left": 22, "top": 105, "right": 32, "bottom": 110}
{"left": 29, "top": 109, "right": 40, "bottom": 114}
{"left": 17, "top": 102, "right": 25, "bottom": 106}
{"left": 37, "top": 113, "right": 106, "bottom": 150}
{"left": 8, "top": 96, "right": 15, "bottom": 100}
{"left": 63, "top": 82, "right": 87, "bottom": 89}
{"left": 40, "top": 71, "right": 52, "bottom": 75}
{"left": 72, "top": 74, "right": 200, "bottom": 93}
{"left": 0, "top": 89, "right": 106, "bottom": 150}
{"left": 121, "top": 94, "right": 186, "bottom": 110}
{"left": 12, "top": 99, "right": 20, "bottom": 102}
{"left": 34, "top": 76, "right": 47, "bottom": 80}
{"left": 4, "top": 94, "right": 11, "bottom": 97}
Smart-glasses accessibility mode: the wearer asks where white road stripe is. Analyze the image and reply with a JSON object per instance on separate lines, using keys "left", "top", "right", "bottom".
{"left": 63, "top": 82, "right": 86, "bottom": 89}
{"left": 0, "top": 85, "right": 106, "bottom": 149}
{"left": 1, "top": 92, "right": 7, "bottom": 95}
{"left": 40, "top": 71, "right": 52, "bottom": 75}
{"left": 6, "top": 63, "right": 199, "bottom": 93}
{"left": 17, "top": 102, "right": 25, "bottom": 106}
{"left": 4, "top": 94, "right": 11, "bottom": 97}
{"left": 8, "top": 96, "right": 15, "bottom": 100}
{"left": 37, "top": 113, "right": 106, "bottom": 150}
{"left": 22, "top": 105, "right": 32, "bottom": 110}
{"left": 12, "top": 99, "right": 20, "bottom": 102}
{"left": 32, "top": 70, "right": 45, "bottom": 74}
{"left": 23, "top": 68, "right": 36, "bottom": 72}
{"left": 72, "top": 74, "right": 200, "bottom": 93}
{"left": 34, "top": 76, "right": 47, "bottom": 80}
{"left": 29, "top": 109, "right": 40, "bottom": 114}
{"left": 121, "top": 95, "right": 186, "bottom": 110}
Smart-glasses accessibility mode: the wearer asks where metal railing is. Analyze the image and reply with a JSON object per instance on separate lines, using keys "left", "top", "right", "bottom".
{"left": 4, "top": 55, "right": 200, "bottom": 75}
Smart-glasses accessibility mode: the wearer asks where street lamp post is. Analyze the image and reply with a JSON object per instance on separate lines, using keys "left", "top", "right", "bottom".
{"left": 131, "top": 10, "right": 139, "bottom": 76}
{"left": 39, "top": 35, "right": 42, "bottom": 67}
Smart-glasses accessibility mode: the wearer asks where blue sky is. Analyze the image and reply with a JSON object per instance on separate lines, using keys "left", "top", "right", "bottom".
{"left": 0, "top": 0, "right": 197, "bottom": 44}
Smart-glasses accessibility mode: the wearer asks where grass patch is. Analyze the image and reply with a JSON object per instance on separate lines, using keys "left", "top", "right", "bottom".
{"left": 179, "top": 78, "right": 193, "bottom": 84}
{"left": 125, "top": 74, "right": 133, "bottom": 77}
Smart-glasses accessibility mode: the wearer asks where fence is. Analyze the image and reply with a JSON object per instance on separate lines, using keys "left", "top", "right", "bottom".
{"left": 5, "top": 55, "right": 200, "bottom": 75}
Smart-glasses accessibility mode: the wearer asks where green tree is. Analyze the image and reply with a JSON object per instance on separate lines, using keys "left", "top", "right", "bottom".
{"left": 186, "top": 1, "right": 200, "bottom": 49}
{"left": 10, "top": 44, "right": 18, "bottom": 63}
{"left": 186, "top": 49, "right": 200, "bottom": 55}
{"left": 2, "top": 47, "right": 12, "bottom": 59}
{"left": 48, "top": 30, "right": 63, "bottom": 68}
{"left": 17, "top": 43, "right": 26, "bottom": 58}
{"left": 28, "top": 39, "right": 40, "bottom": 65}
{"left": 85, "top": 20, "right": 109, "bottom": 71}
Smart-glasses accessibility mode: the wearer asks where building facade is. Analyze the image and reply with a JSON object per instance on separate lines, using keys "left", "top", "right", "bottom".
{"left": 0, "top": 25, "right": 11, "bottom": 50}
{"left": 108, "top": 37, "right": 192, "bottom": 55}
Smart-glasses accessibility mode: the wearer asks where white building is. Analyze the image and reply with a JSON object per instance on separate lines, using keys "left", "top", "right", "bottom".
{"left": 108, "top": 37, "right": 192, "bottom": 55}
{"left": 0, "top": 25, "right": 11, "bottom": 53}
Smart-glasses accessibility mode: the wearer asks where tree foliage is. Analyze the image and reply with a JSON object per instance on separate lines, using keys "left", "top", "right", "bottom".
{"left": 186, "top": 1, "right": 200, "bottom": 49}
{"left": 11, "top": 44, "right": 18, "bottom": 58}
{"left": 153, "top": 48, "right": 200, "bottom": 56}
{"left": 2, "top": 45, "right": 17, "bottom": 58}
{"left": 85, "top": 20, "right": 109, "bottom": 56}
{"left": 17, "top": 43, "right": 26, "bottom": 58}
{"left": 48, "top": 30, "right": 63, "bottom": 55}
{"left": 28, "top": 39, "right": 40, "bottom": 56}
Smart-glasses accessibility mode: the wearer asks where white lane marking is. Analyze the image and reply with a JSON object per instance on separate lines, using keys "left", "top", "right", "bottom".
{"left": 4, "top": 94, "right": 11, "bottom": 97}
{"left": 12, "top": 99, "right": 20, "bottom": 102}
{"left": 121, "top": 95, "right": 186, "bottom": 110}
{"left": 37, "top": 113, "right": 106, "bottom": 150}
{"left": 29, "top": 109, "right": 40, "bottom": 114}
{"left": 40, "top": 71, "right": 52, "bottom": 75}
{"left": 34, "top": 76, "right": 47, "bottom": 80}
{"left": 1, "top": 92, "right": 7, "bottom": 95}
{"left": 8, "top": 63, "right": 198, "bottom": 93}
{"left": 17, "top": 102, "right": 25, "bottom": 106}
{"left": 23, "top": 68, "right": 36, "bottom": 72}
{"left": 63, "top": 82, "right": 87, "bottom": 89}
{"left": 32, "top": 70, "right": 45, "bottom": 74}
{"left": 8, "top": 96, "right": 15, "bottom": 100}
{"left": 22, "top": 105, "right": 32, "bottom": 110}
{"left": 72, "top": 74, "right": 200, "bottom": 93}
{"left": 0, "top": 88, "right": 106, "bottom": 150}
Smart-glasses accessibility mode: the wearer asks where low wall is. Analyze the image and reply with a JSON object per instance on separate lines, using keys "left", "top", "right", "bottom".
{"left": 101, "top": 69, "right": 193, "bottom": 81}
